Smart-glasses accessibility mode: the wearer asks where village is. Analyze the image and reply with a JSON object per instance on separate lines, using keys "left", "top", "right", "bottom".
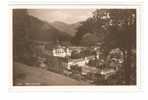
{"left": 13, "top": 9, "right": 136, "bottom": 85}
{"left": 25, "top": 40, "right": 124, "bottom": 84}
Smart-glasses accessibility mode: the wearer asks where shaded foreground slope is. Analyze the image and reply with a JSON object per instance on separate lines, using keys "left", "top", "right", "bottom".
{"left": 13, "top": 62, "right": 89, "bottom": 86}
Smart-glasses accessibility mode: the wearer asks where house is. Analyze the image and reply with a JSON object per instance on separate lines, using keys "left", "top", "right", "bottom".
{"left": 66, "top": 57, "right": 89, "bottom": 69}
{"left": 81, "top": 65, "right": 98, "bottom": 75}
{"left": 52, "top": 45, "right": 72, "bottom": 58}
{"left": 100, "top": 68, "right": 116, "bottom": 79}
{"left": 65, "top": 56, "right": 96, "bottom": 70}
{"left": 69, "top": 46, "right": 87, "bottom": 53}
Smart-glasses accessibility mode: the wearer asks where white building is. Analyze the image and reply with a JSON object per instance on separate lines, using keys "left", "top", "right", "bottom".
{"left": 66, "top": 56, "right": 96, "bottom": 70}
{"left": 52, "top": 45, "right": 71, "bottom": 58}
{"left": 66, "top": 57, "right": 89, "bottom": 69}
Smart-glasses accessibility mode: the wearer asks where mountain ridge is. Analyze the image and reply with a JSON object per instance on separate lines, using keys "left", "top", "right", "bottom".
{"left": 51, "top": 21, "right": 81, "bottom": 37}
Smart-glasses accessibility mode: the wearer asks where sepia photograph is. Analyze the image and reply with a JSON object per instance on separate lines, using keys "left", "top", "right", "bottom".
{"left": 12, "top": 8, "right": 137, "bottom": 86}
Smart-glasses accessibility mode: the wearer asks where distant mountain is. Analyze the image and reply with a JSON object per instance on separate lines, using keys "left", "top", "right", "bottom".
{"left": 13, "top": 10, "right": 81, "bottom": 44}
{"left": 51, "top": 21, "right": 81, "bottom": 36}
{"left": 26, "top": 16, "right": 72, "bottom": 42}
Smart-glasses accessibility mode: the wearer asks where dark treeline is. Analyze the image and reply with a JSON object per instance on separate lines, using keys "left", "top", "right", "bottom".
{"left": 72, "top": 9, "right": 136, "bottom": 84}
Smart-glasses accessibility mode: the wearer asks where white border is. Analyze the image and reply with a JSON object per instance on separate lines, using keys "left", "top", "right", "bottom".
{"left": 8, "top": 4, "right": 143, "bottom": 92}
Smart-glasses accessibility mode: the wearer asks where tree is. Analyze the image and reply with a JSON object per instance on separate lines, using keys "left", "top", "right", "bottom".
{"left": 46, "top": 56, "right": 65, "bottom": 74}
{"left": 13, "top": 9, "right": 33, "bottom": 62}
{"left": 72, "top": 9, "right": 136, "bottom": 84}
{"left": 103, "top": 9, "right": 136, "bottom": 84}
{"left": 71, "top": 12, "right": 107, "bottom": 45}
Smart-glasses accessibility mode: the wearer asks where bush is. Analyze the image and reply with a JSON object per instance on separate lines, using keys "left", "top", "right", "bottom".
{"left": 46, "top": 57, "right": 65, "bottom": 74}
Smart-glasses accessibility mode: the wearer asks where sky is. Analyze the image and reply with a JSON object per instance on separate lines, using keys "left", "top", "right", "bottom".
{"left": 27, "top": 9, "right": 95, "bottom": 24}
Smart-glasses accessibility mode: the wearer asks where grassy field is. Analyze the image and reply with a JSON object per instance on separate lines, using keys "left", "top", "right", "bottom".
{"left": 13, "top": 62, "right": 89, "bottom": 86}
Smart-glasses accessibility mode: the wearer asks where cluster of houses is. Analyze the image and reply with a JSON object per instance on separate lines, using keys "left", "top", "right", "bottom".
{"left": 30, "top": 40, "right": 123, "bottom": 83}
{"left": 52, "top": 45, "right": 99, "bottom": 67}
{"left": 51, "top": 45, "right": 107, "bottom": 79}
